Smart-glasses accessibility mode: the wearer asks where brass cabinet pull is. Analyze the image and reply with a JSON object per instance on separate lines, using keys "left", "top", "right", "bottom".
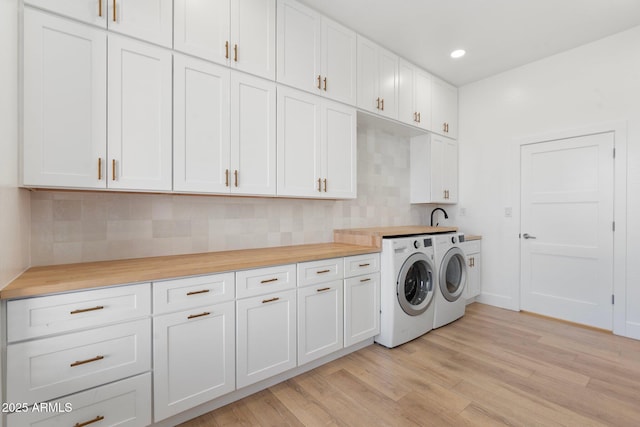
{"left": 418, "top": 112, "right": 421, "bottom": 123}
{"left": 316, "top": 269, "right": 331, "bottom": 274}
{"left": 358, "top": 263, "right": 370, "bottom": 267}
{"left": 381, "top": 98, "right": 384, "bottom": 111}
{"left": 98, "top": 158, "right": 102, "bottom": 180}
{"left": 225, "top": 41, "right": 229, "bottom": 59}
{"left": 262, "top": 297, "right": 280, "bottom": 304}
{"left": 376, "top": 97, "right": 380, "bottom": 109}
{"left": 70, "top": 355, "right": 104, "bottom": 367}
{"left": 317, "top": 75, "right": 322, "bottom": 89}
{"left": 188, "top": 312, "right": 210, "bottom": 319}
{"left": 187, "top": 289, "right": 210, "bottom": 296}
{"left": 112, "top": 0, "right": 116, "bottom": 22}
{"left": 70, "top": 305, "right": 104, "bottom": 315}
{"left": 98, "top": 0, "right": 102, "bottom": 17}
{"left": 234, "top": 170, "right": 238, "bottom": 187}
{"left": 260, "top": 278, "right": 278, "bottom": 284}
{"left": 360, "top": 278, "right": 371, "bottom": 282}
{"left": 234, "top": 44, "right": 238, "bottom": 62}
{"left": 317, "top": 287, "right": 330, "bottom": 292}
{"left": 317, "top": 178, "right": 322, "bottom": 192}
{"left": 323, "top": 178, "right": 327, "bottom": 192}
{"left": 323, "top": 77, "right": 327, "bottom": 91}
{"left": 225, "top": 169, "right": 229, "bottom": 187}
{"left": 111, "top": 159, "right": 116, "bottom": 180}
{"left": 75, "top": 415, "right": 105, "bottom": 427}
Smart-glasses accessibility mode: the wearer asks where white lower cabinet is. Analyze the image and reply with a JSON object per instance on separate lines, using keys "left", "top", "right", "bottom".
{"left": 153, "top": 301, "right": 235, "bottom": 421}
{"left": 6, "top": 318, "right": 151, "bottom": 404}
{"left": 6, "top": 373, "right": 151, "bottom": 427}
{"left": 344, "top": 272, "right": 380, "bottom": 346}
{"left": 463, "top": 240, "right": 482, "bottom": 301}
{"left": 236, "top": 289, "right": 297, "bottom": 389}
{"left": 297, "top": 280, "right": 343, "bottom": 365}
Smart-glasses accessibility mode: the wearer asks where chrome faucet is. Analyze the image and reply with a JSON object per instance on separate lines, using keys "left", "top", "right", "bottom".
{"left": 430, "top": 208, "right": 448, "bottom": 227}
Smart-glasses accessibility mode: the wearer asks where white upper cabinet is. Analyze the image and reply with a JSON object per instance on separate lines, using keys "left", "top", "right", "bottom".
{"left": 174, "top": 54, "right": 276, "bottom": 196}
{"left": 107, "top": 34, "right": 172, "bottom": 191}
{"left": 26, "top": 0, "right": 172, "bottom": 47}
{"left": 173, "top": 55, "right": 231, "bottom": 194}
{"left": 357, "top": 35, "right": 398, "bottom": 120}
{"left": 23, "top": 9, "right": 107, "bottom": 188}
{"left": 277, "top": 0, "right": 356, "bottom": 105}
{"left": 277, "top": 86, "right": 356, "bottom": 199}
{"left": 398, "top": 59, "right": 432, "bottom": 130}
{"left": 431, "top": 77, "right": 458, "bottom": 139}
{"left": 410, "top": 134, "right": 458, "bottom": 204}
{"left": 174, "top": 0, "right": 275, "bottom": 80}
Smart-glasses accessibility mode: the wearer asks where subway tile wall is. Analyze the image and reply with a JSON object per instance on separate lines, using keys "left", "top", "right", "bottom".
{"left": 30, "top": 128, "right": 430, "bottom": 266}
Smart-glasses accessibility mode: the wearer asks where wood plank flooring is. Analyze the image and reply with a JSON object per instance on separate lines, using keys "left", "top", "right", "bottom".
{"left": 180, "top": 303, "right": 640, "bottom": 426}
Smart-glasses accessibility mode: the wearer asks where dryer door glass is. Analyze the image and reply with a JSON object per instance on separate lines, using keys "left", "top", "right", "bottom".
{"left": 440, "top": 247, "right": 467, "bottom": 302}
{"left": 397, "top": 252, "right": 435, "bottom": 316}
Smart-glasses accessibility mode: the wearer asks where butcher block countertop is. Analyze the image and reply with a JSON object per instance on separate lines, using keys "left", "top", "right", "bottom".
{"left": 334, "top": 226, "right": 458, "bottom": 248}
{"left": 0, "top": 243, "right": 379, "bottom": 300}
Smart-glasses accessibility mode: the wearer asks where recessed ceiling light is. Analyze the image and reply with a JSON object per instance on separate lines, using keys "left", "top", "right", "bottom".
{"left": 450, "top": 49, "right": 466, "bottom": 59}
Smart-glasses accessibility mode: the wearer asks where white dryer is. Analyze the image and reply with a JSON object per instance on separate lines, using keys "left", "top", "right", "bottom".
{"left": 376, "top": 235, "right": 437, "bottom": 348}
{"left": 432, "top": 232, "right": 468, "bottom": 328}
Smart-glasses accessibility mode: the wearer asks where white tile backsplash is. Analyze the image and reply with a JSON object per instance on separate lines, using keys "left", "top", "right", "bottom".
{"left": 30, "top": 128, "right": 431, "bottom": 266}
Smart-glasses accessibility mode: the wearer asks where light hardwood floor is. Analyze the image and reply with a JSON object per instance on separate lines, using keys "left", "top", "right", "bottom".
{"left": 180, "top": 303, "right": 640, "bottom": 426}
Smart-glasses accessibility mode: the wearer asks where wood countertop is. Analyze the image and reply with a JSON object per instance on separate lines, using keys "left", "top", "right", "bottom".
{"left": 465, "top": 235, "right": 482, "bottom": 241}
{"left": 334, "top": 226, "right": 458, "bottom": 248}
{"left": 0, "top": 243, "right": 379, "bottom": 300}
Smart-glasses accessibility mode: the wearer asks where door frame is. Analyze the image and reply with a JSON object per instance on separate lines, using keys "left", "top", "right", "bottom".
{"left": 513, "top": 120, "right": 627, "bottom": 336}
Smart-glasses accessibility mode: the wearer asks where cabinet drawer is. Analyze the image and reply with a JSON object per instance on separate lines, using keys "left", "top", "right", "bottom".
{"left": 153, "top": 272, "right": 235, "bottom": 314}
{"left": 7, "top": 319, "right": 151, "bottom": 404}
{"left": 7, "top": 283, "right": 151, "bottom": 342}
{"left": 344, "top": 253, "right": 380, "bottom": 278}
{"left": 462, "top": 240, "right": 481, "bottom": 255}
{"left": 297, "top": 258, "right": 344, "bottom": 287}
{"left": 7, "top": 373, "right": 151, "bottom": 427}
{"left": 236, "top": 264, "right": 296, "bottom": 299}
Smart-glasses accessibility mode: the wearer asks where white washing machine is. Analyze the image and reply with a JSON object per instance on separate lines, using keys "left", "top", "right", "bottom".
{"left": 376, "top": 235, "right": 437, "bottom": 348}
{"left": 432, "top": 232, "right": 468, "bottom": 328}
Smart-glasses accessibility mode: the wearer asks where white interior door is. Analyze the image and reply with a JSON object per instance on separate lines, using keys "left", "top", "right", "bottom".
{"left": 520, "top": 132, "right": 614, "bottom": 329}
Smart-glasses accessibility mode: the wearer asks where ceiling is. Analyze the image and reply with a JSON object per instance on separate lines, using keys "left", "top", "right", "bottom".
{"left": 297, "top": 0, "right": 640, "bottom": 86}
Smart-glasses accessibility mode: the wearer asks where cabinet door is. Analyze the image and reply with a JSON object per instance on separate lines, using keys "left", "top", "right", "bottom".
{"left": 232, "top": 0, "right": 276, "bottom": 79}
{"left": 107, "top": 35, "right": 172, "bottom": 191}
{"left": 153, "top": 302, "right": 235, "bottom": 421}
{"left": 323, "top": 101, "right": 357, "bottom": 199}
{"left": 174, "top": 55, "right": 230, "bottom": 194}
{"left": 377, "top": 46, "right": 399, "bottom": 120}
{"left": 397, "top": 60, "right": 416, "bottom": 127}
{"left": 277, "top": 0, "right": 320, "bottom": 92}
{"left": 107, "top": 0, "right": 172, "bottom": 47}
{"left": 430, "top": 136, "right": 446, "bottom": 203}
{"left": 321, "top": 17, "right": 356, "bottom": 105}
{"left": 432, "top": 77, "right": 458, "bottom": 139}
{"left": 174, "top": 0, "right": 230, "bottom": 64}
{"left": 23, "top": 10, "right": 106, "bottom": 188}
{"left": 297, "top": 281, "right": 343, "bottom": 365}
{"left": 442, "top": 137, "right": 459, "bottom": 203}
{"left": 276, "top": 86, "right": 321, "bottom": 197}
{"left": 236, "top": 289, "right": 296, "bottom": 388}
{"left": 356, "top": 35, "right": 379, "bottom": 113}
{"left": 414, "top": 68, "right": 432, "bottom": 131}
{"left": 25, "top": 0, "right": 107, "bottom": 27}
{"left": 231, "top": 72, "right": 277, "bottom": 196}
{"left": 344, "top": 273, "right": 380, "bottom": 347}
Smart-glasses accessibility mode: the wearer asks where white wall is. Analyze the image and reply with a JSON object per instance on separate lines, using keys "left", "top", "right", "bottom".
{"left": 457, "top": 25, "right": 640, "bottom": 337}
{"left": 0, "top": 0, "right": 30, "bottom": 288}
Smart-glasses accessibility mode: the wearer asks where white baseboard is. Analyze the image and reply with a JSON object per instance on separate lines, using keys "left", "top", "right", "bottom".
{"left": 476, "top": 292, "right": 517, "bottom": 311}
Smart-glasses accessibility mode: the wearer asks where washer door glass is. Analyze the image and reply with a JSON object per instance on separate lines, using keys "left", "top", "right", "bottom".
{"left": 439, "top": 247, "right": 467, "bottom": 302}
{"left": 397, "top": 252, "right": 435, "bottom": 316}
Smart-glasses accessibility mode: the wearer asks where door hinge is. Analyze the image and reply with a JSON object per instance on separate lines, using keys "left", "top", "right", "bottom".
{"left": 613, "top": 221, "right": 616, "bottom": 232}
{"left": 612, "top": 294, "right": 615, "bottom": 305}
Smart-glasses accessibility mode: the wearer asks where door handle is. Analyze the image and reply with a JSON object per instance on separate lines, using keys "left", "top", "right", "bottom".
{"left": 522, "top": 233, "right": 537, "bottom": 239}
